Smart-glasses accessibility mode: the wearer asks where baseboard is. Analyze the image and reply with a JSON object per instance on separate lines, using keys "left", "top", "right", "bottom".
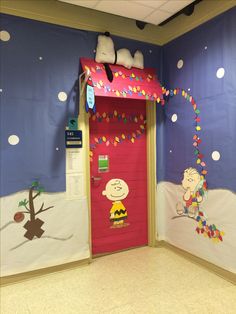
{"left": 156, "top": 240, "right": 236, "bottom": 285}
{"left": 93, "top": 244, "right": 148, "bottom": 259}
{"left": 0, "top": 257, "right": 91, "bottom": 287}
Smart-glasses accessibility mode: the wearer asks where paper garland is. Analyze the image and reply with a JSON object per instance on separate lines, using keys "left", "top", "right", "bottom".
{"left": 84, "top": 64, "right": 160, "bottom": 101}
{"left": 88, "top": 87, "right": 206, "bottom": 178}
{"left": 93, "top": 80, "right": 161, "bottom": 101}
{"left": 160, "top": 87, "right": 207, "bottom": 178}
{"left": 89, "top": 111, "right": 146, "bottom": 162}
{"left": 84, "top": 64, "right": 156, "bottom": 82}
{"left": 85, "top": 82, "right": 206, "bottom": 177}
{"left": 195, "top": 211, "right": 224, "bottom": 242}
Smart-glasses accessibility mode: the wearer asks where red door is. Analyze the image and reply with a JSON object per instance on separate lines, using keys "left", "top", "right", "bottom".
{"left": 89, "top": 96, "right": 148, "bottom": 255}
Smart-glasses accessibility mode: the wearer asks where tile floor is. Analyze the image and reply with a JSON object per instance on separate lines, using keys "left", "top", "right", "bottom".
{"left": 1, "top": 247, "right": 236, "bottom": 313}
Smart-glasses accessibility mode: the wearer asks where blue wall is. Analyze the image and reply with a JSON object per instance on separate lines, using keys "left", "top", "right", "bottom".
{"left": 157, "top": 7, "right": 236, "bottom": 193}
{"left": 0, "top": 13, "right": 162, "bottom": 196}
{"left": 1, "top": 8, "right": 235, "bottom": 196}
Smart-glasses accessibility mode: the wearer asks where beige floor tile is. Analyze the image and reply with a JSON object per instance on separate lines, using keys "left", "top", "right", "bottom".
{"left": 1, "top": 247, "right": 235, "bottom": 314}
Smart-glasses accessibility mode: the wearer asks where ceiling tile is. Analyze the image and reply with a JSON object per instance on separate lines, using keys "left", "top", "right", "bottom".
{"left": 58, "top": 0, "right": 197, "bottom": 25}
{"left": 159, "top": 0, "right": 195, "bottom": 13}
{"left": 144, "top": 9, "right": 171, "bottom": 25}
{"left": 133, "top": 0, "right": 168, "bottom": 9}
{"left": 58, "top": 0, "right": 100, "bottom": 9}
{"left": 95, "top": 0, "right": 154, "bottom": 20}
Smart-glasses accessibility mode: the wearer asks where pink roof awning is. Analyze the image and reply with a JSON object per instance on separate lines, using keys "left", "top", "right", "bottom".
{"left": 80, "top": 58, "right": 163, "bottom": 102}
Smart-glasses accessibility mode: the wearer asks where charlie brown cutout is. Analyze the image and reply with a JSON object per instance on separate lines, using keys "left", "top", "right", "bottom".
{"left": 102, "top": 179, "right": 129, "bottom": 228}
{"left": 176, "top": 167, "right": 207, "bottom": 218}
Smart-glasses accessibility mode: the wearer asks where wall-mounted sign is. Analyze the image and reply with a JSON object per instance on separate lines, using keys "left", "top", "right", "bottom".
{"left": 68, "top": 117, "right": 78, "bottom": 130}
{"left": 98, "top": 155, "right": 109, "bottom": 173}
{"left": 65, "top": 130, "right": 82, "bottom": 148}
{"left": 85, "top": 84, "right": 96, "bottom": 113}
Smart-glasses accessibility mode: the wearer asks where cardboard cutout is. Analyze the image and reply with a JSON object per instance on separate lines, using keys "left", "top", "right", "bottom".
{"left": 176, "top": 167, "right": 206, "bottom": 218}
{"left": 102, "top": 178, "right": 129, "bottom": 228}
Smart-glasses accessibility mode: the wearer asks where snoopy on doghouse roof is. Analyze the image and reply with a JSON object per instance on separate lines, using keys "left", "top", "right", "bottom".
{"left": 95, "top": 32, "right": 144, "bottom": 81}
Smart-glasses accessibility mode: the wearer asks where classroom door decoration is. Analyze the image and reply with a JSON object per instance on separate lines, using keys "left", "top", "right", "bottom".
{"left": 89, "top": 97, "right": 148, "bottom": 255}
{"left": 82, "top": 54, "right": 223, "bottom": 246}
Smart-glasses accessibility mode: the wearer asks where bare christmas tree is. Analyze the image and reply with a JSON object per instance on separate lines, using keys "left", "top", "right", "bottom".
{"left": 15, "top": 181, "right": 54, "bottom": 240}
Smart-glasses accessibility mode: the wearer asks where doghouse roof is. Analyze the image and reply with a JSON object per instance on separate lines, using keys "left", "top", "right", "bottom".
{"left": 80, "top": 58, "right": 163, "bottom": 101}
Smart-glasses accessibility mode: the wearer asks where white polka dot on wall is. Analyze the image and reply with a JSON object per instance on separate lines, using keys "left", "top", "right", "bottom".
{"left": 0, "top": 30, "right": 11, "bottom": 41}
{"left": 216, "top": 68, "right": 225, "bottom": 79}
{"left": 149, "top": 50, "right": 152, "bottom": 53}
{"left": 204, "top": 46, "right": 208, "bottom": 50}
{"left": 171, "top": 114, "right": 178, "bottom": 122}
{"left": 39, "top": 56, "right": 43, "bottom": 60}
{"left": 58, "top": 91, "right": 67, "bottom": 102}
{"left": 169, "top": 150, "right": 172, "bottom": 153}
{"left": 56, "top": 147, "right": 59, "bottom": 151}
{"left": 177, "top": 59, "right": 184, "bottom": 69}
{"left": 212, "top": 151, "right": 220, "bottom": 161}
{"left": 188, "top": 88, "right": 191, "bottom": 91}
{"left": 0, "top": 89, "right": 2, "bottom": 93}
{"left": 8, "top": 135, "right": 20, "bottom": 145}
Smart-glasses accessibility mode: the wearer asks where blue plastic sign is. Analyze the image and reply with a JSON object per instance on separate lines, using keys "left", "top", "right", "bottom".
{"left": 65, "top": 130, "right": 82, "bottom": 148}
{"left": 86, "top": 84, "right": 96, "bottom": 113}
{"left": 68, "top": 117, "right": 78, "bottom": 130}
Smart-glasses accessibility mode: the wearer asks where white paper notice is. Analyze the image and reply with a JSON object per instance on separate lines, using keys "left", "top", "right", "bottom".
{"left": 66, "top": 174, "right": 84, "bottom": 199}
{"left": 66, "top": 149, "right": 83, "bottom": 173}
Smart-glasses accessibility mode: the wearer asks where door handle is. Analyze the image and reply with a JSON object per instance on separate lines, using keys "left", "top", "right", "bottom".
{"left": 91, "top": 176, "right": 102, "bottom": 181}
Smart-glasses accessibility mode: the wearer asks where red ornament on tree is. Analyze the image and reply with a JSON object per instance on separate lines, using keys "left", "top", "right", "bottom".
{"left": 14, "top": 212, "right": 25, "bottom": 223}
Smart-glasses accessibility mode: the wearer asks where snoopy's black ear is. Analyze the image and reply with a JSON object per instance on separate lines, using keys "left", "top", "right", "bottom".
{"left": 104, "top": 31, "right": 110, "bottom": 37}
{"left": 104, "top": 63, "right": 113, "bottom": 82}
